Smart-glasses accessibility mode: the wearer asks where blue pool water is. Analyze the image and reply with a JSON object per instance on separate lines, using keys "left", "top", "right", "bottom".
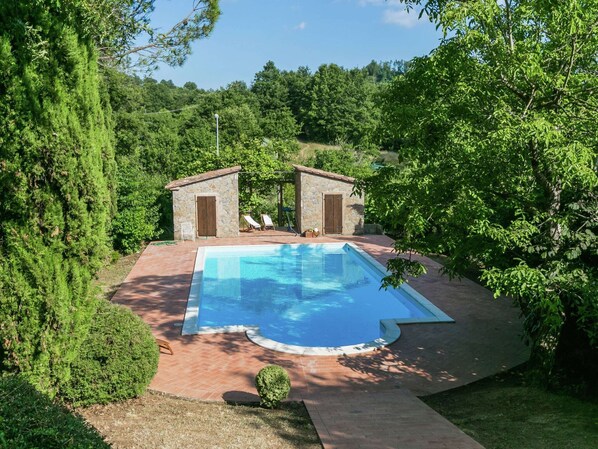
{"left": 192, "top": 243, "right": 446, "bottom": 348}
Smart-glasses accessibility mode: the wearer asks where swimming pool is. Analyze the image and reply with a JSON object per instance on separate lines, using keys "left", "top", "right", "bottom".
{"left": 182, "top": 243, "right": 453, "bottom": 355}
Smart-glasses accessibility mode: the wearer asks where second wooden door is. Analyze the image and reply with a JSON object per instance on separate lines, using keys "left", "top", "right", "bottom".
{"left": 324, "top": 194, "right": 342, "bottom": 234}
{"left": 196, "top": 196, "right": 217, "bottom": 237}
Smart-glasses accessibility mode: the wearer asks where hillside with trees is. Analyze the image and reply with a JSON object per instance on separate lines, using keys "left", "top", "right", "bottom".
{"left": 0, "top": 3, "right": 595, "bottom": 441}
{"left": 104, "top": 59, "right": 402, "bottom": 251}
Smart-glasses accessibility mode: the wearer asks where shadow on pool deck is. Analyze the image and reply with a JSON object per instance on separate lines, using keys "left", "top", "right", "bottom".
{"left": 112, "top": 235, "right": 528, "bottom": 399}
{"left": 113, "top": 235, "right": 529, "bottom": 448}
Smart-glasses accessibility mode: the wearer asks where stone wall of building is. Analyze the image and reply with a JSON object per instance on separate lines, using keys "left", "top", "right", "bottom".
{"left": 295, "top": 172, "right": 364, "bottom": 235}
{"left": 171, "top": 174, "right": 239, "bottom": 239}
{"left": 294, "top": 170, "right": 303, "bottom": 231}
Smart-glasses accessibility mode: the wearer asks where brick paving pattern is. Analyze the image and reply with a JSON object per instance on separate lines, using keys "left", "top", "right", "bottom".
{"left": 113, "top": 233, "right": 529, "bottom": 448}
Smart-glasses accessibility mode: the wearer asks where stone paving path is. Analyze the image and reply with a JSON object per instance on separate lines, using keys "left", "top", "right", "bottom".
{"left": 304, "top": 389, "right": 484, "bottom": 449}
{"left": 113, "top": 234, "right": 529, "bottom": 448}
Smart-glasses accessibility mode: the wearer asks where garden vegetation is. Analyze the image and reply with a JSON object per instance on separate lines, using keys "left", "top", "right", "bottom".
{"left": 362, "top": 0, "right": 597, "bottom": 391}
{"left": 0, "top": 375, "right": 109, "bottom": 449}
{"left": 0, "top": 2, "right": 595, "bottom": 447}
{"left": 61, "top": 299, "right": 159, "bottom": 406}
{"left": 255, "top": 365, "right": 292, "bottom": 409}
{"left": 0, "top": 0, "right": 218, "bottom": 403}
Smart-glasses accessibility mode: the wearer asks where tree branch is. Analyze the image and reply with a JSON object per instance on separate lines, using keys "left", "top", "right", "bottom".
{"left": 504, "top": 0, "right": 515, "bottom": 53}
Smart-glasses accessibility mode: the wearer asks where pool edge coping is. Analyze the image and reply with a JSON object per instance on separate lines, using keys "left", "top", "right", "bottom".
{"left": 181, "top": 242, "right": 454, "bottom": 355}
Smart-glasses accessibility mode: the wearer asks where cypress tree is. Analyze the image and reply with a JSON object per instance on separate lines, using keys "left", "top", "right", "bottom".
{"left": 0, "top": 1, "right": 115, "bottom": 395}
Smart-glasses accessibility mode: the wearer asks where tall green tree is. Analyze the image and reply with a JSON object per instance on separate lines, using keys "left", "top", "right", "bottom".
{"left": 282, "top": 66, "right": 312, "bottom": 132}
{"left": 251, "top": 61, "right": 299, "bottom": 140}
{"left": 252, "top": 61, "right": 288, "bottom": 111}
{"left": 304, "top": 64, "right": 378, "bottom": 148}
{"left": 366, "top": 0, "right": 597, "bottom": 387}
{"left": 0, "top": 0, "right": 221, "bottom": 394}
{"left": 363, "top": 59, "right": 407, "bottom": 83}
{"left": 0, "top": 1, "right": 115, "bottom": 395}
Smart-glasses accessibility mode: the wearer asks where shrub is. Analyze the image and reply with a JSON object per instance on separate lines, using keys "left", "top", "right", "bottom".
{"left": 255, "top": 365, "right": 291, "bottom": 408}
{"left": 0, "top": 375, "right": 109, "bottom": 449}
{"left": 0, "top": 2, "right": 114, "bottom": 397}
{"left": 60, "top": 300, "right": 159, "bottom": 406}
{"left": 111, "top": 155, "right": 164, "bottom": 254}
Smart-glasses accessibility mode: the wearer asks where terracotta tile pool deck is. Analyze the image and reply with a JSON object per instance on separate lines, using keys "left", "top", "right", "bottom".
{"left": 112, "top": 233, "right": 529, "bottom": 448}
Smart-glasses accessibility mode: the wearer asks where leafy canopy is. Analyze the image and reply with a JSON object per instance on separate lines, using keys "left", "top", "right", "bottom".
{"left": 365, "top": 0, "right": 598, "bottom": 384}
{"left": 79, "top": 0, "right": 220, "bottom": 69}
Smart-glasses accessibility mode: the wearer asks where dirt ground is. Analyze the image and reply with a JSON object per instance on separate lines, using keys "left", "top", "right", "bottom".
{"left": 79, "top": 392, "right": 322, "bottom": 449}
{"left": 94, "top": 249, "right": 144, "bottom": 300}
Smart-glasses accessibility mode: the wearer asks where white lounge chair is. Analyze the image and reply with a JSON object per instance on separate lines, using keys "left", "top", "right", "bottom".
{"left": 243, "top": 215, "right": 262, "bottom": 231}
{"left": 261, "top": 214, "right": 275, "bottom": 230}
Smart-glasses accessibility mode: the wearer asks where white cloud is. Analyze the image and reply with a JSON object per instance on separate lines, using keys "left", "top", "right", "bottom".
{"left": 356, "top": 0, "right": 425, "bottom": 28}
{"left": 383, "top": 8, "right": 419, "bottom": 28}
{"left": 294, "top": 21, "right": 307, "bottom": 31}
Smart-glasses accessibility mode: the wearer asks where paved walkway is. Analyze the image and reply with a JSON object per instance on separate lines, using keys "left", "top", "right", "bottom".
{"left": 113, "top": 234, "right": 529, "bottom": 448}
{"left": 304, "top": 389, "right": 483, "bottom": 449}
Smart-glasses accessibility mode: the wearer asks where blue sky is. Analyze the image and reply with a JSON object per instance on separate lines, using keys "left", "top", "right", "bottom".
{"left": 150, "top": 0, "right": 442, "bottom": 89}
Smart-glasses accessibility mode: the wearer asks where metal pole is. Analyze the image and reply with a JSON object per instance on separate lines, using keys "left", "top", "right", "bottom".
{"left": 214, "top": 113, "right": 219, "bottom": 157}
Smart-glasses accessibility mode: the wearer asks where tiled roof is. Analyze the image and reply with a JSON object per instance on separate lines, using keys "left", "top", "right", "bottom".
{"left": 165, "top": 166, "right": 242, "bottom": 190}
{"left": 292, "top": 164, "right": 356, "bottom": 183}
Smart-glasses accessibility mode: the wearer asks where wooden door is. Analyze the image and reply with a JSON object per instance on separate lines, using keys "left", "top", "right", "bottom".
{"left": 324, "top": 194, "right": 342, "bottom": 234}
{"left": 196, "top": 196, "right": 216, "bottom": 237}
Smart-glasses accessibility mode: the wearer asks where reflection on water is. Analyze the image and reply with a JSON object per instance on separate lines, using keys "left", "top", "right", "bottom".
{"left": 199, "top": 244, "right": 433, "bottom": 347}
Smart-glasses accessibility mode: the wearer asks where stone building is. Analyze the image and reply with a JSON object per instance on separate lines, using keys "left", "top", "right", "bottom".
{"left": 293, "top": 164, "right": 364, "bottom": 235}
{"left": 165, "top": 166, "right": 241, "bottom": 240}
{"left": 166, "top": 164, "right": 365, "bottom": 239}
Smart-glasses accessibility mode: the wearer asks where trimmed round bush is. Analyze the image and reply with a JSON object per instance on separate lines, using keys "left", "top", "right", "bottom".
{"left": 61, "top": 300, "right": 159, "bottom": 406}
{"left": 255, "top": 365, "right": 291, "bottom": 408}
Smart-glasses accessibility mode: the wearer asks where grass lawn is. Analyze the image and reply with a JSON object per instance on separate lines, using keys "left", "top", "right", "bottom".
{"left": 94, "top": 249, "right": 144, "bottom": 300}
{"left": 79, "top": 393, "right": 321, "bottom": 449}
{"left": 91, "top": 244, "right": 597, "bottom": 449}
{"left": 422, "top": 366, "right": 598, "bottom": 449}
{"left": 295, "top": 140, "right": 341, "bottom": 162}
{"left": 87, "top": 246, "right": 322, "bottom": 449}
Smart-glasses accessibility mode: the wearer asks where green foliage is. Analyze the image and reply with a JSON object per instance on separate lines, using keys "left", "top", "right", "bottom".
{"left": 185, "top": 138, "right": 295, "bottom": 214}
{"left": 0, "top": 1, "right": 114, "bottom": 396}
{"left": 0, "top": 375, "right": 109, "bottom": 449}
{"left": 259, "top": 107, "right": 300, "bottom": 140}
{"left": 363, "top": 59, "right": 408, "bottom": 83}
{"left": 219, "top": 104, "right": 262, "bottom": 144}
{"left": 252, "top": 62, "right": 300, "bottom": 139}
{"left": 111, "top": 155, "right": 164, "bottom": 253}
{"left": 103, "top": 58, "right": 402, "bottom": 251}
{"left": 368, "top": 0, "right": 598, "bottom": 385}
{"left": 81, "top": 0, "right": 220, "bottom": 69}
{"left": 304, "top": 64, "right": 379, "bottom": 148}
{"left": 0, "top": 245, "right": 97, "bottom": 397}
{"left": 255, "top": 365, "right": 291, "bottom": 409}
{"left": 252, "top": 61, "right": 289, "bottom": 112}
{"left": 61, "top": 299, "right": 159, "bottom": 406}
{"left": 310, "top": 149, "right": 374, "bottom": 179}
{"left": 283, "top": 66, "right": 312, "bottom": 129}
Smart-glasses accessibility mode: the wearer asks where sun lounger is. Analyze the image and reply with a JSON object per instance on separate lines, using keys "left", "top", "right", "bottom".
{"left": 261, "top": 214, "right": 275, "bottom": 230}
{"left": 243, "top": 215, "right": 262, "bottom": 231}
